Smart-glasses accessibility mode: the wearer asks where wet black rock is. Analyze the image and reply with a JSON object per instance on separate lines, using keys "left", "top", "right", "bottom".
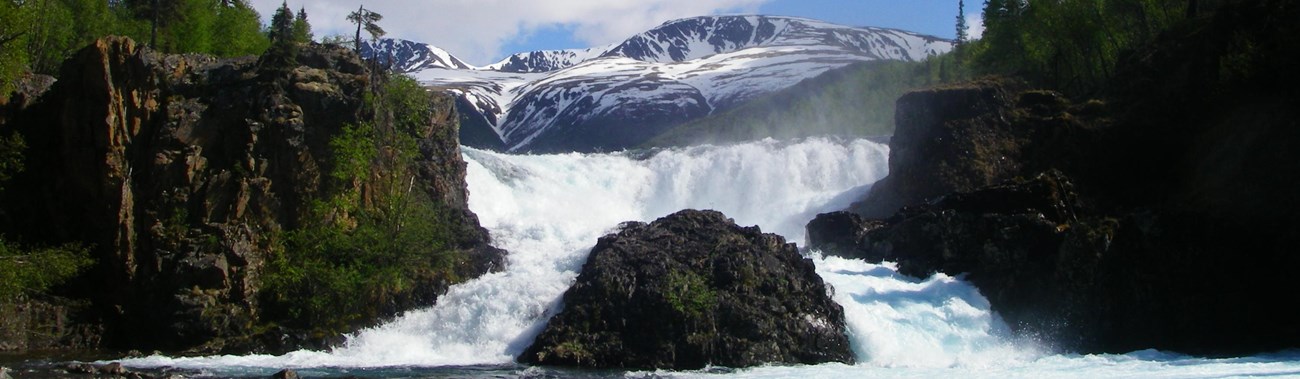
{"left": 804, "top": 211, "right": 881, "bottom": 258}
{"left": 521, "top": 209, "right": 853, "bottom": 369}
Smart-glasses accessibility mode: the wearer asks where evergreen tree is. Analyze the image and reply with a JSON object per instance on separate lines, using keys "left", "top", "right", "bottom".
{"left": 956, "top": 0, "right": 969, "bottom": 45}
{"left": 347, "top": 5, "right": 384, "bottom": 52}
{"left": 292, "top": 7, "right": 313, "bottom": 44}
{"left": 122, "top": 0, "right": 183, "bottom": 48}
{"left": 264, "top": 1, "right": 297, "bottom": 69}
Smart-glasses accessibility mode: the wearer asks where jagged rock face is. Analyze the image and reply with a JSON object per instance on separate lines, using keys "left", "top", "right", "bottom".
{"left": 836, "top": 169, "right": 1300, "bottom": 354}
{"left": 850, "top": 80, "right": 1024, "bottom": 218}
{"left": 0, "top": 297, "right": 103, "bottom": 351}
{"left": 849, "top": 80, "right": 1104, "bottom": 219}
{"left": 521, "top": 209, "right": 853, "bottom": 370}
{"left": 822, "top": 25, "right": 1300, "bottom": 352}
{"left": 0, "top": 37, "right": 502, "bottom": 352}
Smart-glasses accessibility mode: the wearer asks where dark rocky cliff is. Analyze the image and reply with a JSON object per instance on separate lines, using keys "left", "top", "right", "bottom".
{"left": 809, "top": 0, "right": 1300, "bottom": 354}
{"left": 0, "top": 37, "right": 504, "bottom": 353}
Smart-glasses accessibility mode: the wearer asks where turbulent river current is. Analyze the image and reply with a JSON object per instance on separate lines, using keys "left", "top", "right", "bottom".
{"left": 117, "top": 138, "right": 1300, "bottom": 378}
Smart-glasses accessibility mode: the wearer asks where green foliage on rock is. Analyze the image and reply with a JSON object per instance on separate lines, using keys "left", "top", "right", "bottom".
{"left": 260, "top": 73, "right": 459, "bottom": 335}
{"left": 971, "top": 0, "right": 1190, "bottom": 95}
{"left": 0, "top": 121, "right": 91, "bottom": 302}
{"left": 664, "top": 270, "right": 715, "bottom": 318}
{"left": 0, "top": 240, "right": 91, "bottom": 301}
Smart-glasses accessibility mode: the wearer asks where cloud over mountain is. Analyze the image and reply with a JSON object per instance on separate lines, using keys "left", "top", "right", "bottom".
{"left": 248, "top": 0, "right": 767, "bottom": 65}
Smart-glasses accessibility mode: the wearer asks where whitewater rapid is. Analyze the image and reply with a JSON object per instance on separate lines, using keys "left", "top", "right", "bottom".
{"left": 117, "top": 138, "right": 1300, "bottom": 378}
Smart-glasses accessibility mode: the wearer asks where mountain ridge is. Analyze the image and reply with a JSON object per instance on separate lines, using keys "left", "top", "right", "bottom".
{"left": 364, "top": 15, "right": 953, "bottom": 152}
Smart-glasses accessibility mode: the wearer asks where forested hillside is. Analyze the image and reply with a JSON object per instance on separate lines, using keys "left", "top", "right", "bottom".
{"left": 0, "top": 0, "right": 270, "bottom": 93}
{"left": 650, "top": 0, "right": 1210, "bottom": 146}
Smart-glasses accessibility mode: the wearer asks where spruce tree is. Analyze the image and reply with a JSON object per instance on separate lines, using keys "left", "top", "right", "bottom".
{"left": 293, "top": 7, "right": 313, "bottom": 44}
{"left": 956, "top": 0, "right": 969, "bottom": 45}
{"left": 264, "top": 1, "right": 297, "bottom": 69}
{"left": 347, "top": 5, "right": 385, "bottom": 52}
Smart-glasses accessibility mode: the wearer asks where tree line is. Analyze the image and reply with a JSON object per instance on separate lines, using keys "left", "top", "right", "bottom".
{"left": 2, "top": 0, "right": 268, "bottom": 89}
{"left": 959, "top": 0, "right": 1214, "bottom": 96}
{"left": 1, "top": 1, "right": 396, "bottom": 94}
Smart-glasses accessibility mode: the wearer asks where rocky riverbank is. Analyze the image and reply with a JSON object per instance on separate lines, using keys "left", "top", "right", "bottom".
{"left": 809, "top": 0, "right": 1300, "bottom": 354}
{"left": 0, "top": 37, "right": 504, "bottom": 354}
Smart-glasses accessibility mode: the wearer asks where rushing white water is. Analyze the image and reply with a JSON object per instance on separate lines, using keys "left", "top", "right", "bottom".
{"left": 118, "top": 138, "right": 1300, "bottom": 378}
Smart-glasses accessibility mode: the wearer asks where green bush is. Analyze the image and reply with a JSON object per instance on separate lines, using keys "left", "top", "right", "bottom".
{"left": 260, "top": 74, "right": 460, "bottom": 333}
{"left": 664, "top": 270, "right": 716, "bottom": 317}
{"left": 0, "top": 239, "right": 91, "bottom": 301}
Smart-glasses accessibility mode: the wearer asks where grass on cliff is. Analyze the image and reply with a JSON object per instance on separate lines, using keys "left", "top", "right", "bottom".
{"left": 260, "top": 74, "right": 459, "bottom": 334}
{"left": 0, "top": 239, "right": 91, "bottom": 301}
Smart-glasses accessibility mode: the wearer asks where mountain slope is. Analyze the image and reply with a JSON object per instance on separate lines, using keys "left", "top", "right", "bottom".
{"left": 645, "top": 58, "right": 955, "bottom": 147}
{"left": 361, "top": 38, "right": 473, "bottom": 72}
{"left": 374, "top": 15, "right": 952, "bottom": 152}
{"left": 483, "top": 45, "right": 614, "bottom": 73}
{"left": 604, "top": 16, "right": 947, "bottom": 63}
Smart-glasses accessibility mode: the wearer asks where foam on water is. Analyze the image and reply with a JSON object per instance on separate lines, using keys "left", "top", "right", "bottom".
{"left": 120, "top": 137, "right": 888, "bottom": 370}
{"left": 117, "top": 138, "right": 1300, "bottom": 378}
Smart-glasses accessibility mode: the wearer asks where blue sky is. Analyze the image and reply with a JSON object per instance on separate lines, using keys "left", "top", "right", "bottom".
{"left": 250, "top": 0, "right": 979, "bottom": 66}
{"left": 502, "top": 0, "right": 971, "bottom": 57}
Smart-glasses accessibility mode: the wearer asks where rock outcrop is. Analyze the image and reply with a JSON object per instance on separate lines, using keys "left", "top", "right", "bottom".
{"left": 813, "top": 2, "right": 1300, "bottom": 353}
{"left": 850, "top": 79, "right": 1103, "bottom": 219}
{"left": 0, "top": 37, "right": 504, "bottom": 353}
{"left": 521, "top": 209, "right": 853, "bottom": 369}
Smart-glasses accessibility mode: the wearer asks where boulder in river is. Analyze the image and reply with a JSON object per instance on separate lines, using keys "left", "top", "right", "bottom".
{"left": 520, "top": 209, "right": 853, "bottom": 369}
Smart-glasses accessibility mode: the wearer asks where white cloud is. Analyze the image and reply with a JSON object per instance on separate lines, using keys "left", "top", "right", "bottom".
{"left": 966, "top": 12, "right": 985, "bottom": 40}
{"left": 249, "top": 0, "right": 768, "bottom": 66}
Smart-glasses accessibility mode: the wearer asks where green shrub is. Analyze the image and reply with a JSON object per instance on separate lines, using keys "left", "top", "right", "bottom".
{"left": 0, "top": 239, "right": 91, "bottom": 301}
{"left": 260, "top": 73, "right": 460, "bottom": 334}
{"left": 664, "top": 270, "right": 716, "bottom": 317}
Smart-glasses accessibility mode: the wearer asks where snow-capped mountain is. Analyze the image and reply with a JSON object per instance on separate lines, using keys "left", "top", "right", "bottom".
{"left": 483, "top": 45, "right": 614, "bottom": 73}
{"left": 604, "top": 15, "right": 947, "bottom": 63}
{"left": 366, "top": 15, "right": 952, "bottom": 152}
{"left": 361, "top": 38, "right": 472, "bottom": 72}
